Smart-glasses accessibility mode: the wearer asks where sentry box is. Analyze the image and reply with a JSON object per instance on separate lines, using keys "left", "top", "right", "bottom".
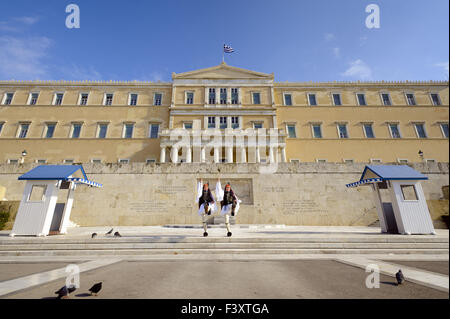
{"left": 10, "top": 165, "right": 102, "bottom": 237}
{"left": 346, "top": 165, "right": 435, "bottom": 235}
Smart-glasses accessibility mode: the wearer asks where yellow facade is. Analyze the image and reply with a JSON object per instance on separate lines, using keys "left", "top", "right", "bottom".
{"left": 0, "top": 63, "right": 448, "bottom": 164}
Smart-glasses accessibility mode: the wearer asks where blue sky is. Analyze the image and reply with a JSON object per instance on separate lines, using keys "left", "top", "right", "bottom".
{"left": 0, "top": 0, "right": 448, "bottom": 82}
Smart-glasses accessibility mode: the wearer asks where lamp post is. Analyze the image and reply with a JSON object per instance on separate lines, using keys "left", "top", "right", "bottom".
{"left": 418, "top": 150, "right": 424, "bottom": 162}
{"left": 20, "top": 150, "right": 27, "bottom": 164}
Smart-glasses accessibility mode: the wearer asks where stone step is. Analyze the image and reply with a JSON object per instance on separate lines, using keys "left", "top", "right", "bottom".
{"left": 0, "top": 248, "right": 448, "bottom": 257}
{"left": 0, "top": 242, "right": 447, "bottom": 251}
{"left": 1, "top": 237, "right": 447, "bottom": 245}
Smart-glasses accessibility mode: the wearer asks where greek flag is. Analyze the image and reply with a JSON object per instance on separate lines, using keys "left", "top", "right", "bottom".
{"left": 224, "top": 44, "right": 234, "bottom": 53}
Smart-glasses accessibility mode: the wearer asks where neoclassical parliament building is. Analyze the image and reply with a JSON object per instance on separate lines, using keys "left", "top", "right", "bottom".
{"left": 0, "top": 62, "right": 449, "bottom": 165}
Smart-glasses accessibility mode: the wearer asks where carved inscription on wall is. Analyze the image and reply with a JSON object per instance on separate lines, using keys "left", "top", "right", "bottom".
{"left": 129, "top": 201, "right": 168, "bottom": 213}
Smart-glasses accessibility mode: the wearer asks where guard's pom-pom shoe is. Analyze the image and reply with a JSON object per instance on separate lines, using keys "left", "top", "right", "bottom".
{"left": 227, "top": 232, "right": 232, "bottom": 237}
{"left": 203, "top": 232, "right": 208, "bottom": 237}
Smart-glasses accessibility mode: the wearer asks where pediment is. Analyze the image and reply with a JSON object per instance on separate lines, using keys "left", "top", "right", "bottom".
{"left": 172, "top": 62, "right": 274, "bottom": 80}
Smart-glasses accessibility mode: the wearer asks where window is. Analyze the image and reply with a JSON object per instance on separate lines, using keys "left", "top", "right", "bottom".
{"left": 430, "top": 93, "right": 441, "bottom": 106}
{"left": 91, "top": 159, "right": 102, "bottom": 164}
{"left": 370, "top": 159, "right": 382, "bottom": 164}
{"left": 414, "top": 123, "right": 427, "bottom": 138}
{"left": 118, "top": 159, "right": 129, "bottom": 164}
{"left": 146, "top": 159, "right": 156, "bottom": 164}
{"left": 29, "top": 93, "right": 39, "bottom": 105}
{"left": 209, "top": 88, "right": 216, "bottom": 104}
{"left": 8, "top": 159, "right": 19, "bottom": 164}
{"left": 0, "top": 122, "right": 4, "bottom": 136}
{"left": 54, "top": 93, "right": 64, "bottom": 105}
{"left": 124, "top": 124, "right": 134, "bottom": 138}
{"left": 406, "top": 93, "right": 416, "bottom": 106}
{"left": 97, "top": 124, "right": 108, "bottom": 138}
{"left": 104, "top": 93, "right": 113, "bottom": 106}
{"left": 440, "top": 123, "right": 449, "bottom": 138}
{"left": 252, "top": 92, "right": 261, "bottom": 105}
{"left": 154, "top": 93, "right": 162, "bottom": 106}
{"left": 344, "top": 159, "right": 354, "bottom": 164}
{"left": 425, "top": 159, "right": 436, "bottom": 164}
{"left": 220, "top": 88, "right": 227, "bottom": 104}
{"left": 363, "top": 124, "right": 375, "bottom": 138}
{"left": 186, "top": 92, "right": 194, "bottom": 104}
{"left": 63, "top": 159, "right": 74, "bottom": 164}
{"left": 338, "top": 124, "right": 349, "bottom": 138}
{"left": 129, "top": 93, "right": 138, "bottom": 106}
{"left": 231, "top": 117, "right": 239, "bottom": 129}
{"left": 28, "top": 185, "right": 47, "bottom": 202}
{"left": 401, "top": 185, "right": 418, "bottom": 201}
{"left": 398, "top": 159, "right": 409, "bottom": 164}
{"left": 231, "top": 88, "right": 239, "bottom": 104}
{"left": 308, "top": 93, "right": 317, "bottom": 106}
{"left": 150, "top": 124, "right": 160, "bottom": 138}
{"left": 219, "top": 117, "right": 227, "bottom": 129}
{"left": 381, "top": 93, "right": 391, "bottom": 106}
{"left": 389, "top": 124, "right": 401, "bottom": 138}
{"left": 3, "top": 93, "right": 14, "bottom": 105}
{"left": 284, "top": 94, "right": 292, "bottom": 106}
{"left": 45, "top": 123, "right": 56, "bottom": 138}
{"left": 79, "top": 93, "right": 89, "bottom": 105}
{"left": 183, "top": 122, "right": 192, "bottom": 130}
{"left": 290, "top": 159, "right": 300, "bottom": 164}
{"left": 332, "top": 93, "right": 341, "bottom": 106}
{"left": 208, "top": 117, "right": 216, "bottom": 129}
{"left": 36, "top": 159, "right": 47, "bottom": 164}
{"left": 253, "top": 122, "right": 263, "bottom": 129}
{"left": 357, "top": 93, "right": 366, "bottom": 106}
{"left": 287, "top": 124, "right": 297, "bottom": 138}
{"left": 316, "top": 159, "right": 327, "bottom": 163}
{"left": 18, "top": 123, "right": 30, "bottom": 138}
{"left": 312, "top": 124, "right": 322, "bottom": 138}
{"left": 71, "top": 123, "right": 82, "bottom": 138}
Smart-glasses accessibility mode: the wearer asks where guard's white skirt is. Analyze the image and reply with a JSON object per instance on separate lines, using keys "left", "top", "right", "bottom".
{"left": 220, "top": 200, "right": 241, "bottom": 216}
{"left": 198, "top": 202, "right": 217, "bottom": 216}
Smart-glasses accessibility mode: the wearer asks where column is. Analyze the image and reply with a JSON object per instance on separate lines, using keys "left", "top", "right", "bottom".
{"left": 256, "top": 147, "right": 261, "bottom": 163}
{"left": 160, "top": 147, "right": 166, "bottom": 163}
{"left": 281, "top": 146, "right": 287, "bottom": 163}
{"left": 185, "top": 146, "right": 192, "bottom": 163}
{"left": 215, "top": 87, "right": 219, "bottom": 105}
{"left": 269, "top": 147, "right": 275, "bottom": 163}
{"left": 227, "top": 87, "right": 231, "bottom": 105}
{"left": 226, "top": 146, "right": 233, "bottom": 163}
{"left": 240, "top": 147, "right": 247, "bottom": 163}
{"left": 214, "top": 147, "right": 220, "bottom": 163}
{"left": 171, "top": 146, "right": 179, "bottom": 163}
{"left": 201, "top": 146, "right": 206, "bottom": 163}
{"left": 205, "top": 87, "right": 209, "bottom": 105}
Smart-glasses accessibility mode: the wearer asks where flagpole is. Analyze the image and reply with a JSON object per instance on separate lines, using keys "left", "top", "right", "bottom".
{"left": 222, "top": 44, "right": 225, "bottom": 63}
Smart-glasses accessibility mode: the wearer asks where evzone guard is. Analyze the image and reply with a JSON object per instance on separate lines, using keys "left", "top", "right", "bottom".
{"left": 196, "top": 180, "right": 216, "bottom": 237}
{"left": 216, "top": 180, "right": 241, "bottom": 237}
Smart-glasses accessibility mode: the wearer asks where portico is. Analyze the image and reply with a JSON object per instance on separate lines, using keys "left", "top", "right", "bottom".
{"left": 159, "top": 128, "right": 287, "bottom": 164}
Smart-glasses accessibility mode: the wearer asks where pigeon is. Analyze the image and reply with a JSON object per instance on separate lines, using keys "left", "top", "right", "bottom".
{"left": 105, "top": 228, "right": 114, "bottom": 235}
{"left": 114, "top": 231, "right": 122, "bottom": 237}
{"left": 67, "top": 285, "right": 77, "bottom": 294}
{"left": 89, "top": 282, "right": 102, "bottom": 296}
{"left": 91, "top": 233, "right": 97, "bottom": 239}
{"left": 55, "top": 285, "right": 68, "bottom": 299}
{"left": 395, "top": 270, "right": 405, "bottom": 285}
{"left": 55, "top": 284, "right": 77, "bottom": 299}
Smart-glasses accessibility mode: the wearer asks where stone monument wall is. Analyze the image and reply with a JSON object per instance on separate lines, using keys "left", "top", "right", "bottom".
{"left": 0, "top": 162, "right": 448, "bottom": 226}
